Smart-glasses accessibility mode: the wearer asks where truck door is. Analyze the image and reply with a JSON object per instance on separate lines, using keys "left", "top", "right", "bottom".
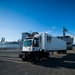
{"left": 33, "top": 38, "right": 39, "bottom": 51}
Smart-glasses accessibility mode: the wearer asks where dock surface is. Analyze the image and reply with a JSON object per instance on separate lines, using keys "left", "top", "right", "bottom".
{"left": 0, "top": 50, "right": 75, "bottom": 75}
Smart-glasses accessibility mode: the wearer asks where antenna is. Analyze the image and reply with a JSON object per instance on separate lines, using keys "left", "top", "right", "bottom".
{"left": 63, "top": 27, "right": 68, "bottom": 38}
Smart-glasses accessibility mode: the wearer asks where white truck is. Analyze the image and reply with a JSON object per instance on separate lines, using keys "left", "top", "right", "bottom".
{"left": 19, "top": 33, "right": 67, "bottom": 62}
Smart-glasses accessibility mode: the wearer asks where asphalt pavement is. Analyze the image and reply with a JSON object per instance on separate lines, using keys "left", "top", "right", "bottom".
{"left": 0, "top": 50, "right": 75, "bottom": 75}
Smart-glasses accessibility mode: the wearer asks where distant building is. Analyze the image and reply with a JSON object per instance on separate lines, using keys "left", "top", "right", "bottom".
{"left": 21, "top": 32, "right": 30, "bottom": 43}
{"left": 1, "top": 37, "right": 5, "bottom": 43}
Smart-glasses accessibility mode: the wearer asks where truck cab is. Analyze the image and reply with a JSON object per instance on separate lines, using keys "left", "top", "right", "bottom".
{"left": 19, "top": 37, "right": 42, "bottom": 62}
{"left": 22, "top": 37, "right": 39, "bottom": 52}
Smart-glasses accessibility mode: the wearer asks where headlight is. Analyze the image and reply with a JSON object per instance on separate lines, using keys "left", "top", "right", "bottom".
{"left": 29, "top": 48, "right": 31, "bottom": 50}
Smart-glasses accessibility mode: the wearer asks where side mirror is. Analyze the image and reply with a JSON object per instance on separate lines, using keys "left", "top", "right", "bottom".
{"left": 34, "top": 40, "right": 36, "bottom": 44}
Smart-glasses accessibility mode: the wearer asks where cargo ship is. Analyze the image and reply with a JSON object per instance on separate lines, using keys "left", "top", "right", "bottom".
{"left": 57, "top": 27, "right": 74, "bottom": 50}
{"left": 0, "top": 41, "right": 20, "bottom": 50}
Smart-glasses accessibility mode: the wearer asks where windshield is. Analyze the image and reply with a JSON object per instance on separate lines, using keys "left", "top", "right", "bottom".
{"left": 23, "top": 40, "right": 32, "bottom": 47}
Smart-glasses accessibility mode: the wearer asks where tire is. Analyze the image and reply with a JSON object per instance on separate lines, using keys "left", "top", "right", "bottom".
{"left": 63, "top": 50, "right": 67, "bottom": 54}
{"left": 57, "top": 50, "right": 67, "bottom": 54}
{"left": 19, "top": 53, "right": 22, "bottom": 58}
{"left": 22, "top": 53, "right": 26, "bottom": 61}
{"left": 57, "top": 51, "right": 61, "bottom": 54}
{"left": 34, "top": 55, "right": 40, "bottom": 63}
{"left": 22, "top": 57, "right": 25, "bottom": 61}
{"left": 43, "top": 52, "right": 50, "bottom": 58}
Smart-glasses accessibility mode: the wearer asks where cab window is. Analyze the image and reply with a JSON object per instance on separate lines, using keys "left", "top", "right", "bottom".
{"left": 33, "top": 38, "right": 39, "bottom": 47}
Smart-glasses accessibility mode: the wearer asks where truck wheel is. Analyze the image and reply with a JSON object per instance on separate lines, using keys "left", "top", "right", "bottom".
{"left": 22, "top": 56, "right": 25, "bottom": 61}
{"left": 34, "top": 55, "right": 40, "bottom": 63}
{"left": 22, "top": 53, "right": 27, "bottom": 61}
{"left": 44, "top": 52, "right": 50, "bottom": 58}
{"left": 63, "top": 50, "right": 67, "bottom": 54}
{"left": 57, "top": 51, "right": 61, "bottom": 54}
{"left": 57, "top": 50, "right": 67, "bottom": 54}
{"left": 22, "top": 57, "right": 26, "bottom": 61}
{"left": 19, "top": 53, "right": 22, "bottom": 58}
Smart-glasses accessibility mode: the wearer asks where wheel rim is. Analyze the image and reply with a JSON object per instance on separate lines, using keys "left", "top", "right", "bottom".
{"left": 35, "top": 56, "right": 39, "bottom": 61}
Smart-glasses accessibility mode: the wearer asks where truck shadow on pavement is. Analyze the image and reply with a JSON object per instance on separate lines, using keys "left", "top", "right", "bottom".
{"left": 33, "top": 53, "right": 75, "bottom": 69}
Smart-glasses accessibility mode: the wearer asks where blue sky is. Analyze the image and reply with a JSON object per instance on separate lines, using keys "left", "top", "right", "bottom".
{"left": 0, "top": 0, "right": 75, "bottom": 42}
